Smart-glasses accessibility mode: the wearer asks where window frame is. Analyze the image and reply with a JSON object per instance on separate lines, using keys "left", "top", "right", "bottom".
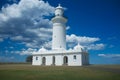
{"left": 73, "top": 55, "right": 77, "bottom": 60}
{"left": 36, "top": 56, "right": 38, "bottom": 60}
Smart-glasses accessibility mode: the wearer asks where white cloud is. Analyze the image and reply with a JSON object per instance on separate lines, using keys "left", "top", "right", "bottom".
{"left": 66, "top": 34, "right": 100, "bottom": 44}
{"left": 0, "top": 13, "right": 8, "bottom": 21}
{"left": 20, "top": 48, "right": 37, "bottom": 55}
{"left": 98, "top": 54, "right": 106, "bottom": 57}
{"left": 43, "top": 41, "right": 52, "bottom": 49}
{"left": 66, "top": 34, "right": 105, "bottom": 50}
{"left": 39, "top": 27, "right": 52, "bottom": 33}
{"left": 0, "top": 0, "right": 55, "bottom": 48}
{"left": 1, "top": 0, "right": 54, "bottom": 19}
{"left": 66, "top": 26, "right": 70, "bottom": 30}
{"left": 2, "top": 3, "right": 21, "bottom": 18}
{"left": 10, "top": 48, "right": 37, "bottom": 55}
{"left": 98, "top": 54, "right": 120, "bottom": 58}
{"left": 11, "top": 35, "right": 29, "bottom": 41}
{"left": 86, "top": 43, "right": 105, "bottom": 50}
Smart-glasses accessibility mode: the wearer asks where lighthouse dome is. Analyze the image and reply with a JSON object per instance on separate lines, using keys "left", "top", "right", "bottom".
{"left": 38, "top": 46, "right": 47, "bottom": 52}
{"left": 74, "top": 43, "right": 84, "bottom": 52}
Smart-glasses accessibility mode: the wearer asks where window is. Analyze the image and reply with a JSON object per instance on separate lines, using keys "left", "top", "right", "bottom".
{"left": 36, "top": 57, "right": 38, "bottom": 60}
{"left": 73, "top": 55, "right": 76, "bottom": 60}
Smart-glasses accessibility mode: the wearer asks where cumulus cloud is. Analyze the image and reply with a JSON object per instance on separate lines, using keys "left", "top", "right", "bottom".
{"left": 66, "top": 34, "right": 105, "bottom": 50}
{"left": 98, "top": 54, "right": 120, "bottom": 58}
{"left": 66, "top": 34, "right": 100, "bottom": 44}
{"left": 0, "top": 0, "right": 55, "bottom": 49}
{"left": 20, "top": 48, "right": 37, "bottom": 55}
{"left": 43, "top": 41, "right": 52, "bottom": 49}
{"left": 86, "top": 44, "right": 105, "bottom": 50}
{"left": 10, "top": 48, "right": 37, "bottom": 55}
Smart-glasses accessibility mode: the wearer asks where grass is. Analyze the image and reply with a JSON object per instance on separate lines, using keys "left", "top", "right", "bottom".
{"left": 0, "top": 64, "right": 120, "bottom": 80}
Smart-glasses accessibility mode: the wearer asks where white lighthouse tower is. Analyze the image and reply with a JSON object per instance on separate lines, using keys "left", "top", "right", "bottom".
{"left": 52, "top": 4, "right": 67, "bottom": 50}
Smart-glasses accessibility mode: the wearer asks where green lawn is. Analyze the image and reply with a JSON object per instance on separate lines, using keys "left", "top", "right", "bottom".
{"left": 0, "top": 64, "right": 120, "bottom": 80}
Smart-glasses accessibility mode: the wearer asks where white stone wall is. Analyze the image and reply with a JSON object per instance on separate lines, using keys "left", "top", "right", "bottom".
{"left": 32, "top": 52, "right": 88, "bottom": 66}
{"left": 46, "top": 56, "right": 52, "bottom": 65}
{"left": 55, "top": 55, "right": 63, "bottom": 66}
{"left": 67, "top": 54, "right": 82, "bottom": 66}
{"left": 32, "top": 56, "right": 41, "bottom": 65}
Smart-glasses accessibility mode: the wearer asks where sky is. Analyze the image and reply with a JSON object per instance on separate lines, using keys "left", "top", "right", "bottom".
{"left": 0, "top": 0, "right": 120, "bottom": 64}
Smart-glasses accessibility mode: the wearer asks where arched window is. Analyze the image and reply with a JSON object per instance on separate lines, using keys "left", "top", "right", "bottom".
{"left": 36, "top": 56, "right": 38, "bottom": 60}
{"left": 73, "top": 55, "right": 76, "bottom": 60}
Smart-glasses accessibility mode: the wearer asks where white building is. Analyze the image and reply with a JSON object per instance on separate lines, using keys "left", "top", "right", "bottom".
{"left": 32, "top": 4, "right": 89, "bottom": 66}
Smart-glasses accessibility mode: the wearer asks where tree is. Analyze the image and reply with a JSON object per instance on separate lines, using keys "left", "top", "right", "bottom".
{"left": 26, "top": 55, "right": 32, "bottom": 63}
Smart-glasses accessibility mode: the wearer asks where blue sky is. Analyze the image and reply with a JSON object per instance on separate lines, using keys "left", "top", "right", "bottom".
{"left": 0, "top": 0, "right": 120, "bottom": 64}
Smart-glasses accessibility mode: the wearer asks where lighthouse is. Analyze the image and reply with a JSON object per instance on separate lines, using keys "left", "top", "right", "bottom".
{"left": 52, "top": 4, "right": 67, "bottom": 50}
{"left": 32, "top": 4, "right": 89, "bottom": 66}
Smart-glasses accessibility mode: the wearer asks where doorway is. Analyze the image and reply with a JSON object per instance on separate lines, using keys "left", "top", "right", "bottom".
{"left": 63, "top": 56, "right": 68, "bottom": 65}
{"left": 52, "top": 56, "right": 55, "bottom": 65}
{"left": 42, "top": 57, "right": 46, "bottom": 65}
